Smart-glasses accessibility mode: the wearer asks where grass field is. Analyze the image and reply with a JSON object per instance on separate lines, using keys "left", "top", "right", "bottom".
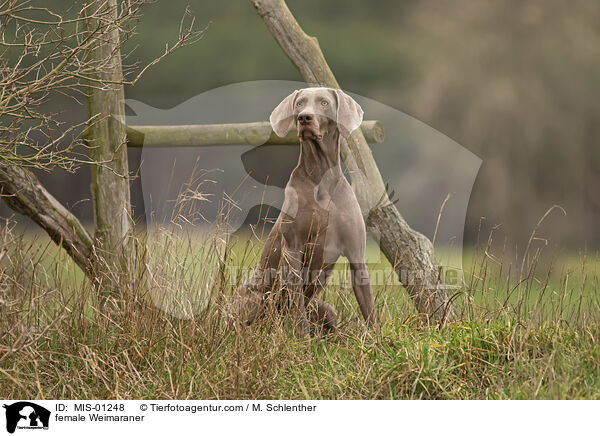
{"left": 0, "top": 221, "right": 599, "bottom": 399}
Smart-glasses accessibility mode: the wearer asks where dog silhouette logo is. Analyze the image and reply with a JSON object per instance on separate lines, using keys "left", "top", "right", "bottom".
{"left": 2, "top": 402, "right": 50, "bottom": 433}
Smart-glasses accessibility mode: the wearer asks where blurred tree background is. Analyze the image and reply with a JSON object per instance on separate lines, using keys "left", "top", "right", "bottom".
{"left": 3, "top": 0, "right": 599, "bottom": 253}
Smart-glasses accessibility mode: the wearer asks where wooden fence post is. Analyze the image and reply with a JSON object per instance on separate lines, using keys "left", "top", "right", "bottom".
{"left": 251, "top": 0, "right": 456, "bottom": 322}
{"left": 83, "top": 0, "right": 135, "bottom": 300}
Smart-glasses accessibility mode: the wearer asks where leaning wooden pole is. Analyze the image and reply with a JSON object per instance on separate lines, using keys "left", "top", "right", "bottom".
{"left": 0, "top": 165, "right": 94, "bottom": 276}
{"left": 251, "top": 0, "right": 456, "bottom": 322}
{"left": 83, "top": 0, "right": 135, "bottom": 300}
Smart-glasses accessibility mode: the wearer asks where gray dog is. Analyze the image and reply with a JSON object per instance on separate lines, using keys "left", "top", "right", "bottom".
{"left": 234, "top": 87, "right": 377, "bottom": 335}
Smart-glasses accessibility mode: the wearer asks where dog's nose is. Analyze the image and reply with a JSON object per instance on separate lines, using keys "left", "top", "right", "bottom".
{"left": 297, "top": 113, "right": 313, "bottom": 124}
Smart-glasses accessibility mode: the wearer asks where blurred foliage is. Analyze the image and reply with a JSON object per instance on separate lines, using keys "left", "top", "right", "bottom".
{"left": 3, "top": 0, "right": 599, "bottom": 251}
{"left": 405, "top": 0, "right": 600, "bottom": 249}
{"left": 123, "top": 0, "right": 418, "bottom": 106}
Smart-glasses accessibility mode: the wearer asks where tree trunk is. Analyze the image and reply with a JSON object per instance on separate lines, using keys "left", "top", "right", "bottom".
{"left": 82, "top": 0, "right": 135, "bottom": 297}
{"left": 0, "top": 165, "right": 93, "bottom": 276}
{"left": 251, "top": 0, "right": 456, "bottom": 321}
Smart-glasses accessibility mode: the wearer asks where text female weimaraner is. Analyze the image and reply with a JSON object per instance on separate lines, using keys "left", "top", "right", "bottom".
{"left": 236, "top": 87, "right": 377, "bottom": 335}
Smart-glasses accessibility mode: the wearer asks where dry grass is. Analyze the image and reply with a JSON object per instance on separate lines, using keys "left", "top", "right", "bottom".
{"left": 0, "top": 215, "right": 598, "bottom": 399}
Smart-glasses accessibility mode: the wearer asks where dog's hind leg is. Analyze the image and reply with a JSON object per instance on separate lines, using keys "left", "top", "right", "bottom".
{"left": 303, "top": 263, "right": 338, "bottom": 334}
{"left": 307, "top": 299, "right": 338, "bottom": 335}
{"left": 231, "top": 225, "right": 284, "bottom": 327}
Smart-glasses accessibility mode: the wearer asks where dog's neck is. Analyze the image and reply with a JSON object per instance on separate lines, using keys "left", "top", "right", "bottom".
{"left": 296, "top": 128, "right": 341, "bottom": 184}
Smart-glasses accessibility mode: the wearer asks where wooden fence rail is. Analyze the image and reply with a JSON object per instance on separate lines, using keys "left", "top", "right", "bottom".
{"left": 126, "top": 120, "right": 384, "bottom": 148}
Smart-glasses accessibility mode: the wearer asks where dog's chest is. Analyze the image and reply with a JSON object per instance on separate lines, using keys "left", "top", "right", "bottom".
{"left": 282, "top": 176, "right": 341, "bottom": 218}
{"left": 313, "top": 183, "right": 333, "bottom": 209}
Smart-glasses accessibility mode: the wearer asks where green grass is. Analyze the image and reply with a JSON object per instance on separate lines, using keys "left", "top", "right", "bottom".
{"left": 0, "top": 223, "right": 599, "bottom": 399}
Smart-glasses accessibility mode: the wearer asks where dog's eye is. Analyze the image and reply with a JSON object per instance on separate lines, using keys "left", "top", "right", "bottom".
{"left": 296, "top": 101, "right": 303, "bottom": 107}
{"left": 321, "top": 100, "right": 328, "bottom": 106}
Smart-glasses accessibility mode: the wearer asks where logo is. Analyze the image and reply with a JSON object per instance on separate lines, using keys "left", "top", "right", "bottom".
{"left": 125, "top": 80, "right": 480, "bottom": 319}
{"left": 2, "top": 402, "right": 50, "bottom": 434}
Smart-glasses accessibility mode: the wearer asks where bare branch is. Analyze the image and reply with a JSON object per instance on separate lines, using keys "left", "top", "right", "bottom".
{"left": 0, "top": 0, "right": 206, "bottom": 172}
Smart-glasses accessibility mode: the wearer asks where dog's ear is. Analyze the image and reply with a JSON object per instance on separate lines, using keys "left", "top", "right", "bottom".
{"left": 334, "top": 90, "right": 364, "bottom": 137}
{"left": 270, "top": 90, "right": 299, "bottom": 137}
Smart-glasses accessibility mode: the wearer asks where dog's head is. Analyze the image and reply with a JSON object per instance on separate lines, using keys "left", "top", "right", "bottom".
{"left": 269, "top": 87, "right": 363, "bottom": 140}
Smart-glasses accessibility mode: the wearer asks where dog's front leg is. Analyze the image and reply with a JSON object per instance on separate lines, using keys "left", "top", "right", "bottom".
{"left": 282, "top": 248, "right": 310, "bottom": 337}
{"left": 350, "top": 262, "right": 378, "bottom": 328}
